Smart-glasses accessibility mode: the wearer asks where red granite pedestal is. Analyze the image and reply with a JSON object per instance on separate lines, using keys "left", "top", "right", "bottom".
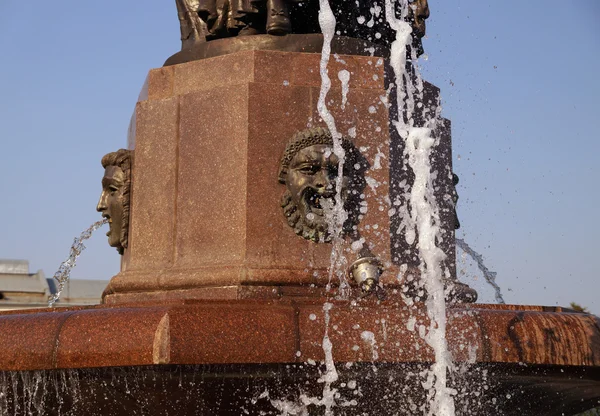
{"left": 105, "top": 50, "right": 403, "bottom": 303}
{"left": 0, "top": 299, "right": 598, "bottom": 415}
{"left": 105, "top": 49, "right": 458, "bottom": 304}
{"left": 0, "top": 47, "right": 598, "bottom": 416}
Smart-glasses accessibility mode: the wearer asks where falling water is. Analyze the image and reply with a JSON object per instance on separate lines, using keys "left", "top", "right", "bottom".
{"left": 405, "top": 129, "right": 456, "bottom": 416}
{"left": 301, "top": 1, "right": 346, "bottom": 412}
{"left": 316, "top": 0, "right": 352, "bottom": 299}
{"left": 384, "top": 0, "right": 456, "bottom": 414}
{"left": 455, "top": 238, "right": 505, "bottom": 304}
{"left": 299, "top": 303, "right": 339, "bottom": 415}
{"left": 312, "top": 0, "right": 461, "bottom": 412}
{"left": 47, "top": 219, "right": 107, "bottom": 307}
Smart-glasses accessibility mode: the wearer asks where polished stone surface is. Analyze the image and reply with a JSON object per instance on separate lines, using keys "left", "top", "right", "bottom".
{"left": 105, "top": 49, "right": 412, "bottom": 302}
{"left": 0, "top": 302, "right": 598, "bottom": 415}
{"left": 0, "top": 302, "right": 597, "bottom": 370}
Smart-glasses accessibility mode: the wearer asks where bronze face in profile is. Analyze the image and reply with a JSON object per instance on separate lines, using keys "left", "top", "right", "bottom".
{"left": 279, "top": 128, "right": 368, "bottom": 243}
{"left": 96, "top": 149, "right": 132, "bottom": 255}
{"left": 409, "top": 0, "right": 430, "bottom": 40}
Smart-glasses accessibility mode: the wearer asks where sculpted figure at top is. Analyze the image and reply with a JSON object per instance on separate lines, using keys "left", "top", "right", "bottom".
{"left": 176, "top": 0, "right": 430, "bottom": 55}
{"left": 97, "top": 149, "right": 132, "bottom": 255}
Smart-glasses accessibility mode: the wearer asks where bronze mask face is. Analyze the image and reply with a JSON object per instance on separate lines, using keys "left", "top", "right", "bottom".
{"left": 286, "top": 144, "right": 349, "bottom": 240}
{"left": 279, "top": 128, "right": 368, "bottom": 243}
{"left": 97, "top": 149, "right": 132, "bottom": 255}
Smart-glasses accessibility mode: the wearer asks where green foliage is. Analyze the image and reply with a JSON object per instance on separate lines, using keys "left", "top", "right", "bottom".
{"left": 569, "top": 302, "right": 590, "bottom": 313}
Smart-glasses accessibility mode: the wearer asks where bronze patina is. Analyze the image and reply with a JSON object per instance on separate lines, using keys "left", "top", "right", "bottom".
{"left": 349, "top": 255, "right": 385, "bottom": 297}
{"left": 278, "top": 127, "right": 367, "bottom": 243}
{"left": 174, "top": 0, "right": 430, "bottom": 58}
{"left": 96, "top": 150, "right": 132, "bottom": 255}
{"left": 452, "top": 173, "right": 460, "bottom": 230}
{"left": 410, "top": 0, "right": 430, "bottom": 41}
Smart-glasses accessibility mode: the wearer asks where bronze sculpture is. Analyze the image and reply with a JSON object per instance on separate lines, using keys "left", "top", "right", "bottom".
{"left": 96, "top": 149, "right": 132, "bottom": 255}
{"left": 452, "top": 173, "right": 460, "bottom": 230}
{"left": 175, "top": 0, "right": 430, "bottom": 56}
{"left": 279, "top": 127, "right": 386, "bottom": 296}
{"left": 409, "top": 0, "right": 430, "bottom": 41}
{"left": 349, "top": 255, "right": 385, "bottom": 296}
{"left": 278, "top": 127, "right": 367, "bottom": 243}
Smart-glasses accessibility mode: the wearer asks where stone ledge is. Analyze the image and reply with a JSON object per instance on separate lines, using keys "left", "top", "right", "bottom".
{"left": 0, "top": 301, "right": 597, "bottom": 372}
{"left": 163, "top": 34, "right": 389, "bottom": 67}
{"left": 142, "top": 46, "right": 387, "bottom": 102}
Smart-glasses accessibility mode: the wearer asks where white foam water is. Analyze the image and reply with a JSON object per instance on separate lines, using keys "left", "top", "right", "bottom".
{"left": 313, "top": 0, "right": 459, "bottom": 413}
{"left": 317, "top": 0, "right": 353, "bottom": 299}
{"left": 338, "top": 69, "right": 351, "bottom": 109}
{"left": 296, "top": 303, "right": 339, "bottom": 415}
{"left": 385, "top": 0, "right": 456, "bottom": 414}
{"left": 406, "top": 128, "right": 456, "bottom": 416}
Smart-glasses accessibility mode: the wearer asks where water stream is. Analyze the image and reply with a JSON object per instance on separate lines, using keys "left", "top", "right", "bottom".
{"left": 305, "top": 0, "right": 459, "bottom": 413}
{"left": 455, "top": 238, "right": 505, "bottom": 304}
{"left": 298, "top": 303, "right": 339, "bottom": 415}
{"left": 317, "top": 0, "right": 351, "bottom": 299}
{"left": 385, "top": 0, "right": 455, "bottom": 414}
{"left": 47, "top": 219, "right": 107, "bottom": 307}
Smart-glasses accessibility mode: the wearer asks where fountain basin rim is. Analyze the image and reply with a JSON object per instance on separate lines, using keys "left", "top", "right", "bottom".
{"left": 0, "top": 300, "right": 597, "bottom": 372}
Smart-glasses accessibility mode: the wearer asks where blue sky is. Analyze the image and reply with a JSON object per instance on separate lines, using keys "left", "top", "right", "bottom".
{"left": 0, "top": 1, "right": 598, "bottom": 314}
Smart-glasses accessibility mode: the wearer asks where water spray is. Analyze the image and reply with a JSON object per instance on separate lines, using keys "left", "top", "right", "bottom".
{"left": 47, "top": 219, "right": 107, "bottom": 307}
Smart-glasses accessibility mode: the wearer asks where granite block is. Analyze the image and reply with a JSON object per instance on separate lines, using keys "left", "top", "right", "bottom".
{"left": 290, "top": 53, "right": 385, "bottom": 89}
{"left": 309, "top": 86, "right": 393, "bottom": 270}
{"left": 0, "top": 311, "right": 73, "bottom": 370}
{"left": 145, "top": 66, "right": 175, "bottom": 101}
{"left": 168, "top": 302, "right": 297, "bottom": 364}
{"left": 253, "top": 50, "right": 295, "bottom": 85}
{"left": 297, "top": 302, "right": 434, "bottom": 363}
{"left": 245, "top": 81, "right": 331, "bottom": 272}
{"left": 0, "top": 302, "right": 598, "bottom": 373}
{"left": 128, "top": 97, "right": 179, "bottom": 271}
{"left": 176, "top": 86, "right": 249, "bottom": 268}
{"left": 55, "top": 307, "right": 167, "bottom": 368}
{"left": 475, "top": 309, "right": 600, "bottom": 366}
{"left": 172, "top": 51, "right": 255, "bottom": 96}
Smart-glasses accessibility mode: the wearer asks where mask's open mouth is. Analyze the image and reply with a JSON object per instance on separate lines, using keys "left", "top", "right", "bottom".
{"left": 304, "top": 188, "right": 335, "bottom": 216}
{"left": 102, "top": 214, "right": 112, "bottom": 235}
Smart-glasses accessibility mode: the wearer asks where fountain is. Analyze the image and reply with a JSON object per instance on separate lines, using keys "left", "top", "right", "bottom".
{"left": 1, "top": 1, "right": 599, "bottom": 415}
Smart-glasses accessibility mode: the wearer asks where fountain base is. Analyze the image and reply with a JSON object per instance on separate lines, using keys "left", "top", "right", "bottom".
{"left": 0, "top": 300, "right": 598, "bottom": 415}
{"left": 2, "top": 362, "right": 598, "bottom": 415}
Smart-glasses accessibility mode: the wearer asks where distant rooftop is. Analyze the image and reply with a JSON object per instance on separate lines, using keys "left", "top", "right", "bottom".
{"left": 0, "top": 259, "right": 30, "bottom": 274}
{"left": 0, "top": 259, "right": 107, "bottom": 310}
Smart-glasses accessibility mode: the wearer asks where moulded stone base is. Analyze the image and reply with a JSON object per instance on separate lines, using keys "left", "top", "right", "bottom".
{"left": 163, "top": 34, "right": 390, "bottom": 66}
{"left": 0, "top": 302, "right": 597, "bottom": 370}
{"left": 0, "top": 302, "right": 598, "bottom": 415}
{"left": 101, "top": 263, "right": 421, "bottom": 303}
